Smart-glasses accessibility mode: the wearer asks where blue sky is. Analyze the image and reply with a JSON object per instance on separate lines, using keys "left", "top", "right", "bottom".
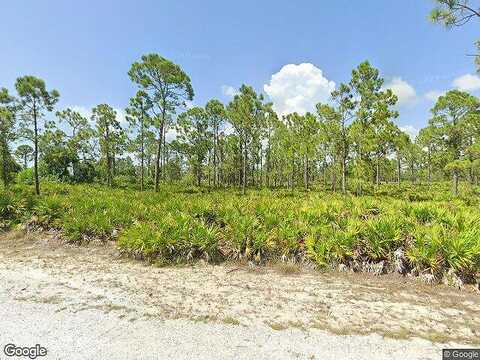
{"left": 1, "top": 0, "right": 479, "bottom": 138}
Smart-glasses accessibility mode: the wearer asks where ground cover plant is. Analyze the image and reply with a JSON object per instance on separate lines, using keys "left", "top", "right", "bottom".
{"left": 2, "top": 181, "right": 479, "bottom": 287}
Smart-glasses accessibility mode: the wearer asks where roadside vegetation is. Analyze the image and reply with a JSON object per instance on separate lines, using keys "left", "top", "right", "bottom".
{"left": 0, "top": 1, "right": 479, "bottom": 289}
{"left": 1, "top": 180, "right": 479, "bottom": 287}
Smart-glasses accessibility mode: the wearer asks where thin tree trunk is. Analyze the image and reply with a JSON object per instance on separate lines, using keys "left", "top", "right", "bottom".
{"left": 112, "top": 152, "right": 116, "bottom": 178}
{"left": 213, "top": 124, "right": 218, "bottom": 187}
{"left": 397, "top": 153, "right": 401, "bottom": 186}
{"left": 33, "top": 102, "right": 40, "bottom": 195}
{"left": 154, "top": 122, "right": 163, "bottom": 192}
{"left": 290, "top": 157, "right": 295, "bottom": 190}
{"left": 140, "top": 111, "right": 145, "bottom": 191}
{"left": 1, "top": 139, "right": 9, "bottom": 189}
{"left": 428, "top": 149, "right": 432, "bottom": 185}
{"left": 332, "top": 162, "right": 337, "bottom": 193}
{"left": 242, "top": 139, "right": 247, "bottom": 195}
{"left": 162, "top": 124, "right": 166, "bottom": 181}
{"left": 266, "top": 140, "right": 271, "bottom": 188}
{"left": 105, "top": 123, "right": 112, "bottom": 187}
{"left": 453, "top": 170, "right": 459, "bottom": 197}
{"left": 304, "top": 156, "right": 308, "bottom": 190}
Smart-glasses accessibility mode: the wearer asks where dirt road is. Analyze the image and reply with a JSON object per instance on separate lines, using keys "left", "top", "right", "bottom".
{"left": 0, "top": 231, "right": 478, "bottom": 359}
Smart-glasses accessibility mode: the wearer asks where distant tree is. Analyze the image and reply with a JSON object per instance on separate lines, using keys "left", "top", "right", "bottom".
{"left": 271, "top": 117, "right": 296, "bottom": 189}
{"left": 56, "top": 108, "right": 94, "bottom": 178}
{"left": 330, "top": 83, "right": 356, "bottom": 193}
{"left": 177, "top": 107, "right": 210, "bottom": 186}
{"left": 262, "top": 104, "right": 279, "bottom": 188}
{"left": 39, "top": 126, "right": 75, "bottom": 181}
{"left": 15, "top": 144, "right": 33, "bottom": 169}
{"left": 0, "top": 88, "right": 17, "bottom": 188}
{"left": 227, "top": 85, "right": 265, "bottom": 194}
{"left": 205, "top": 99, "right": 227, "bottom": 187}
{"left": 15, "top": 76, "right": 59, "bottom": 195}
{"left": 92, "top": 104, "right": 122, "bottom": 187}
{"left": 463, "top": 106, "right": 480, "bottom": 182}
{"left": 430, "top": 90, "right": 480, "bottom": 195}
{"left": 372, "top": 120, "right": 399, "bottom": 187}
{"left": 126, "top": 91, "right": 152, "bottom": 191}
{"left": 392, "top": 130, "right": 411, "bottom": 185}
{"left": 288, "top": 113, "right": 319, "bottom": 190}
{"left": 348, "top": 62, "right": 398, "bottom": 193}
{"left": 405, "top": 140, "right": 422, "bottom": 184}
{"left": 417, "top": 125, "right": 440, "bottom": 184}
{"left": 128, "top": 53, "right": 194, "bottom": 192}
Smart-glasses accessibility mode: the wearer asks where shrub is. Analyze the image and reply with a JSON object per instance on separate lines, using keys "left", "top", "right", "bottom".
{"left": 16, "top": 168, "right": 34, "bottom": 185}
{"left": 5, "top": 182, "right": 480, "bottom": 280}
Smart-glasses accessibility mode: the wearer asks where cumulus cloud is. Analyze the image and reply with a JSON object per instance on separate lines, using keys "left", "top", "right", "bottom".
{"left": 221, "top": 85, "right": 239, "bottom": 98}
{"left": 424, "top": 90, "right": 444, "bottom": 102}
{"left": 264, "top": 63, "right": 335, "bottom": 116}
{"left": 383, "top": 77, "right": 417, "bottom": 106}
{"left": 452, "top": 74, "right": 480, "bottom": 92}
{"left": 400, "top": 125, "right": 419, "bottom": 140}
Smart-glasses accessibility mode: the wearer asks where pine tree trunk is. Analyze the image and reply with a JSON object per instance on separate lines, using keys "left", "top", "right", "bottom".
{"left": 304, "top": 156, "right": 308, "bottom": 190}
{"left": 453, "top": 170, "right": 459, "bottom": 197}
{"left": 397, "top": 153, "right": 401, "bottom": 186}
{"left": 140, "top": 112, "right": 145, "bottom": 191}
{"left": 1, "top": 138, "right": 9, "bottom": 189}
{"left": 154, "top": 122, "right": 163, "bottom": 192}
{"left": 242, "top": 139, "right": 247, "bottom": 195}
{"left": 33, "top": 102, "right": 40, "bottom": 195}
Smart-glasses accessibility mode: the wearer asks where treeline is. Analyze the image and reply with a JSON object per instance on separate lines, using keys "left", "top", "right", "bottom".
{"left": 0, "top": 55, "right": 479, "bottom": 196}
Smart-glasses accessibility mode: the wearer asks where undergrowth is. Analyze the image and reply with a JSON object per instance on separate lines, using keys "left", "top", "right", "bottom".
{"left": 1, "top": 182, "right": 480, "bottom": 281}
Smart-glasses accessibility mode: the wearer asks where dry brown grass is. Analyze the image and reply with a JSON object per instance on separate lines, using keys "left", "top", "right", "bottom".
{"left": 274, "top": 262, "right": 302, "bottom": 275}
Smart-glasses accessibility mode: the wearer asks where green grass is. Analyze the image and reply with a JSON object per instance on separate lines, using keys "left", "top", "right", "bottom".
{"left": 2, "top": 181, "right": 480, "bottom": 281}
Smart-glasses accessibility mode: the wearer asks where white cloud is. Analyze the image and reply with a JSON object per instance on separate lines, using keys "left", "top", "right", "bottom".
{"left": 221, "top": 85, "right": 239, "bottom": 98}
{"left": 115, "top": 108, "right": 128, "bottom": 126}
{"left": 223, "top": 122, "right": 234, "bottom": 136}
{"left": 264, "top": 63, "right": 335, "bottom": 116}
{"left": 424, "top": 90, "right": 444, "bottom": 102}
{"left": 67, "top": 105, "right": 127, "bottom": 126}
{"left": 165, "top": 127, "right": 178, "bottom": 142}
{"left": 69, "top": 105, "right": 91, "bottom": 119}
{"left": 400, "top": 125, "right": 419, "bottom": 140}
{"left": 452, "top": 73, "right": 480, "bottom": 92}
{"left": 383, "top": 77, "right": 417, "bottom": 106}
{"left": 184, "top": 100, "right": 196, "bottom": 109}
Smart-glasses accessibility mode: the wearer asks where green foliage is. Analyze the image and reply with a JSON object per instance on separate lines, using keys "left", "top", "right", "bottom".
{"left": 16, "top": 168, "right": 34, "bottom": 185}
{"left": 5, "top": 182, "right": 479, "bottom": 280}
{"left": 15, "top": 75, "right": 60, "bottom": 195}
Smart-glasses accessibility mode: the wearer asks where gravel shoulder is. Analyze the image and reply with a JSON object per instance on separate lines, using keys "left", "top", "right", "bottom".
{"left": 0, "top": 231, "right": 479, "bottom": 359}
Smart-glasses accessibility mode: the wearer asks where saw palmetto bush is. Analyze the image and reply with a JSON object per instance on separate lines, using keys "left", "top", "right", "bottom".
{"left": 2, "top": 182, "right": 480, "bottom": 281}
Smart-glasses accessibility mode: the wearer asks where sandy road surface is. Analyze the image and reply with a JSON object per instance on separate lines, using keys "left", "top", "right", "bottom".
{"left": 0, "top": 231, "right": 478, "bottom": 359}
